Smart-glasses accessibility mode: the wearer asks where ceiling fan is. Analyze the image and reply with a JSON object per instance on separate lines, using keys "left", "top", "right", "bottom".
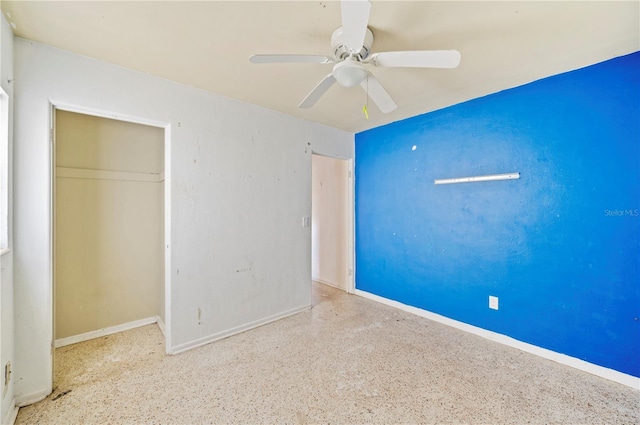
{"left": 249, "top": 0, "right": 461, "bottom": 114}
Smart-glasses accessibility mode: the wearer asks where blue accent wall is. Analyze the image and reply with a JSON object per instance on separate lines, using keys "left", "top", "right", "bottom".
{"left": 355, "top": 52, "right": 640, "bottom": 377}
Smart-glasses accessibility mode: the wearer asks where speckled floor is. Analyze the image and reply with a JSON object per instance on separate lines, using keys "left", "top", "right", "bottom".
{"left": 15, "top": 283, "right": 640, "bottom": 424}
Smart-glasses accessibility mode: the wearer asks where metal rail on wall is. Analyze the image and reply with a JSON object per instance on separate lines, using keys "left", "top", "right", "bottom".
{"left": 434, "top": 172, "right": 520, "bottom": 185}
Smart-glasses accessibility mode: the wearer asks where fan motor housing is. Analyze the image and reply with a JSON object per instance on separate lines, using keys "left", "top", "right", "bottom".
{"left": 331, "top": 27, "right": 374, "bottom": 61}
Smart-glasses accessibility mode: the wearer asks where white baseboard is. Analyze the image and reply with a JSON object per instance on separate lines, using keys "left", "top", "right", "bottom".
{"left": 156, "top": 316, "right": 166, "bottom": 336}
{"left": 312, "top": 276, "right": 347, "bottom": 291}
{"left": 54, "top": 316, "right": 159, "bottom": 348}
{"left": 170, "top": 304, "right": 310, "bottom": 355}
{"left": 14, "top": 388, "right": 50, "bottom": 408}
{"left": 355, "top": 289, "right": 640, "bottom": 390}
{"left": 2, "top": 399, "right": 18, "bottom": 425}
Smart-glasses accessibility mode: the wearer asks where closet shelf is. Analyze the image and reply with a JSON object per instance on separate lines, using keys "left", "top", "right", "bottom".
{"left": 56, "top": 167, "right": 164, "bottom": 183}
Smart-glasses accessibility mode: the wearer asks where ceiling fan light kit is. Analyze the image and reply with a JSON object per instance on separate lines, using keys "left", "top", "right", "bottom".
{"left": 249, "top": 0, "right": 461, "bottom": 114}
{"left": 333, "top": 59, "right": 368, "bottom": 87}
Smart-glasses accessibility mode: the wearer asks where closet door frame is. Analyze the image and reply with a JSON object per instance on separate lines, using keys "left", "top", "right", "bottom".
{"left": 49, "top": 101, "right": 172, "bottom": 376}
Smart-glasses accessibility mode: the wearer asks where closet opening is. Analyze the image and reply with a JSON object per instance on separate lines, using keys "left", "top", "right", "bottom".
{"left": 52, "top": 109, "right": 167, "bottom": 375}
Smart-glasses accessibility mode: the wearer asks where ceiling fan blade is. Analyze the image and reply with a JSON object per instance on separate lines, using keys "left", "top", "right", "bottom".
{"left": 341, "top": 0, "right": 372, "bottom": 53}
{"left": 369, "top": 50, "right": 461, "bottom": 69}
{"left": 299, "top": 74, "right": 337, "bottom": 109}
{"left": 249, "top": 54, "right": 333, "bottom": 64}
{"left": 360, "top": 74, "right": 397, "bottom": 113}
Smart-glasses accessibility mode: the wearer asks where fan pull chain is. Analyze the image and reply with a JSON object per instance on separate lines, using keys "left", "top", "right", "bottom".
{"left": 362, "top": 76, "right": 369, "bottom": 119}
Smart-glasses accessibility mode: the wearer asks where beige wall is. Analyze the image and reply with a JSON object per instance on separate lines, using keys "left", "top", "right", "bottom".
{"left": 55, "top": 110, "right": 164, "bottom": 339}
{"left": 311, "top": 154, "right": 350, "bottom": 291}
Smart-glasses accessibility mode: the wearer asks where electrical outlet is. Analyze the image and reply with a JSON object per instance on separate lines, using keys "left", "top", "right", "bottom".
{"left": 489, "top": 296, "right": 499, "bottom": 310}
{"left": 302, "top": 216, "right": 310, "bottom": 227}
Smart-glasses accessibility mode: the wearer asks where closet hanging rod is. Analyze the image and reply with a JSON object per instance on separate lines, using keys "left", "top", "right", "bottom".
{"left": 56, "top": 167, "right": 164, "bottom": 183}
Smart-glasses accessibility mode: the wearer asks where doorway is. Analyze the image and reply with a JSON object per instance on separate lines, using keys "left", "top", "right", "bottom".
{"left": 53, "top": 109, "right": 167, "bottom": 353}
{"left": 311, "top": 154, "right": 353, "bottom": 293}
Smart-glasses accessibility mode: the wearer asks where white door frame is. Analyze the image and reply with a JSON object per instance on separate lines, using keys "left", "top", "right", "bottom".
{"left": 346, "top": 157, "right": 355, "bottom": 294}
{"left": 49, "top": 102, "right": 172, "bottom": 360}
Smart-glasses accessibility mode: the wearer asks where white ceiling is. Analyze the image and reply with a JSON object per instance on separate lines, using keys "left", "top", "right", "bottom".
{"left": 2, "top": 1, "right": 639, "bottom": 133}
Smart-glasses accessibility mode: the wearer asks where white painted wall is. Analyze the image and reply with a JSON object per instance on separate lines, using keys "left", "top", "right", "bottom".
{"left": 311, "top": 155, "right": 350, "bottom": 291}
{"left": 55, "top": 111, "right": 164, "bottom": 339}
{"left": 13, "top": 39, "right": 353, "bottom": 404}
{"left": 0, "top": 12, "right": 16, "bottom": 425}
